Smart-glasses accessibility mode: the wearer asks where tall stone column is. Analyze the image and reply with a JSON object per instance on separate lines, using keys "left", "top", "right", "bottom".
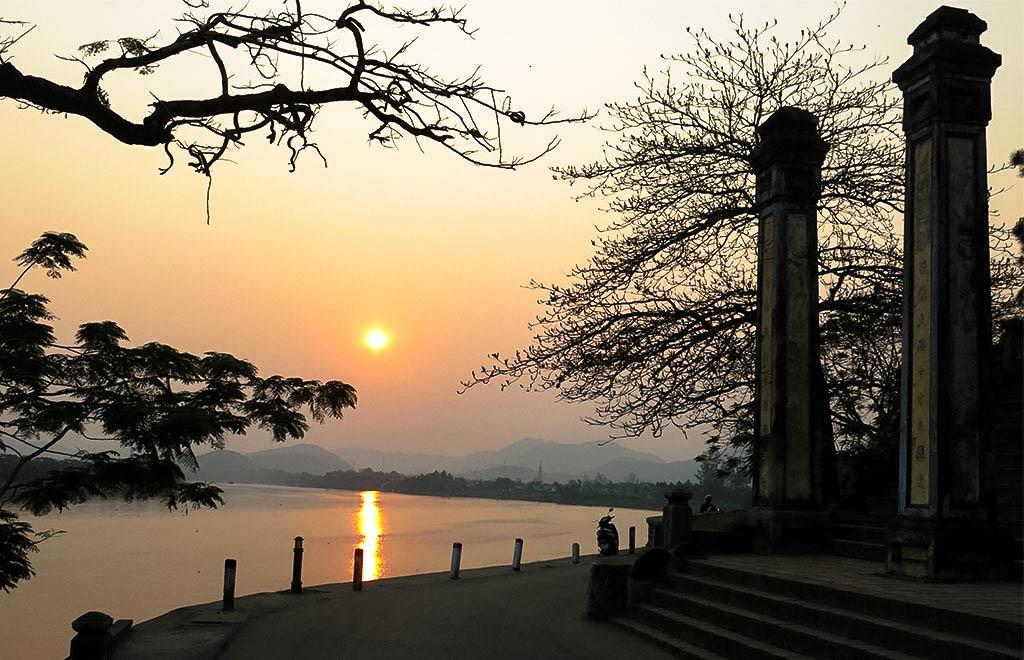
{"left": 888, "top": 6, "right": 1006, "bottom": 579}
{"left": 748, "top": 107, "right": 835, "bottom": 553}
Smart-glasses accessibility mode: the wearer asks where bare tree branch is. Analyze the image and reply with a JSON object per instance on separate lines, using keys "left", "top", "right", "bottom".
{"left": 461, "top": 6, "right": 1022, "bottom": 472}
{"left": 0, "top": 2, "right": 590, "bottom": 175}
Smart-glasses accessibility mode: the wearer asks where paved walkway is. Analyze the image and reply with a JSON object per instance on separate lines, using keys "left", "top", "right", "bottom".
{"left": 115, "top": 555, "right": 675, "bottom": 660}
{"left": 699, "top": 554, "right": 1024, "bottom": 624}
{"left": 114, "top": 552, "right": 1023, "bottom": 659}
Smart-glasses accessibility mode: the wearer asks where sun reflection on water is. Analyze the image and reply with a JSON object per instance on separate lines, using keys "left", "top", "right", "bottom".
{"left": 356, "top": 490, "right": 385, "bottom": 580}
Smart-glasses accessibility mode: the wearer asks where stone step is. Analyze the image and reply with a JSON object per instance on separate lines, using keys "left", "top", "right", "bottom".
{"left": 831, "top": 539, "right": 887, "bottom": 563}
{"left": 997, "top": 469, "right": 1024, "bottom": 487}
{"left": 648, "top": 587, "right": 919, "bottom": 660}
{"left": 667, "top": 571, "right": 1022, "bottom": 660}
{"left": 631, "top": 603, "right": 814, "bottom": 660}
{"left": 684, "top": 560, "right": 1023, "bottom": 649}
{"left": 832, "top": 511, "right": 896, "bottom": 527}
{"left": 996, "top": 504, "right": 1024, "bottom": 525}
{"left": 832, "top": 523, "right": 888, "bottom": 544}
{"left": 609, "top": 617, "right": 728, "bottom": 659}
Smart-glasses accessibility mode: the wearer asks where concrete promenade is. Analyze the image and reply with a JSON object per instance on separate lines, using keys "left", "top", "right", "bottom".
{"left": 112, "top": 554, "right": 675, "bottom": 660}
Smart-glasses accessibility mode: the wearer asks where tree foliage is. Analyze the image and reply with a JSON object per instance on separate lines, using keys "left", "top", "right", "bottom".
{"left": 0, "top": 1, "right": 587, "bottom": 176}
{"left": 463, "top": 8, "right": 1023, "bottom": 474}
{"left": 0, "top": 232, "right": 357, "bottom": 591}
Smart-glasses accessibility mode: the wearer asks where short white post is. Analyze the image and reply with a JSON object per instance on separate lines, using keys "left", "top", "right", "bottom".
{"left": 512, "top": 538, "right": 524, "bottom": 571}
{"left": 629, "top": 526, "right": 636, "bottom": 555}
{"left": 222, "top": 558, "right": 237, "bottom": 612}
{"left": 571, "top": 542, "right": 580, "bottom": 564}
{"left": 353, "top": 548, "right": 364, "bottom": 591}
{"left": 450, "top": 542, "right": 463, "bottom": 580}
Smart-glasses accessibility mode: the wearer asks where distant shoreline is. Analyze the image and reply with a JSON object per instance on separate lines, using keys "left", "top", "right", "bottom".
{"left": 216, "top": 480, "right": 664, "bottom": 514}
{"left": 204, "top": 470, "right": 750, "bottom": 512}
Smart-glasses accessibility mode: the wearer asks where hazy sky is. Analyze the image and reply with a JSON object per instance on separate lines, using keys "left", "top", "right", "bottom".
{"left": 1, "top": 1, "right": 1021, "bottom": 462}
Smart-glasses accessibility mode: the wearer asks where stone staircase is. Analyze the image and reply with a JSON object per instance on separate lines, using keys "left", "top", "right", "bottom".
{"left": 612, "top": 559, "right": 1023, "bottom": 659}
{"left": 830, "top": 503, "right": 893, "bottom": 564}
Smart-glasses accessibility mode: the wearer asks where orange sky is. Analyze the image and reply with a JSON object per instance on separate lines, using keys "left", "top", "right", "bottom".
{"left": 1, "top": 1, "right": 1021, "bottom": 461}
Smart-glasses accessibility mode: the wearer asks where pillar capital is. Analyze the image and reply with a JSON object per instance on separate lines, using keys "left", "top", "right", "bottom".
{"left": 751, "top": 107, "right": 828, "bottom": 208}
{"left": 892, "top": 6, "right": 1000, "bottom": 134}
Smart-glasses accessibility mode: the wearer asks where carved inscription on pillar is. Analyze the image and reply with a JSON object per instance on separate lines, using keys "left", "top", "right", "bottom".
{"left": 759, "top": 214, "right": 776, "bottom": 496}
{"left": 785, "top": 214, "right": 811, "bottom": 501}
{"left": 910, "top": 138, "right": 932, "bottom": 507}
{"left": 947, "top": 136, "right": 981, "bottom": 504}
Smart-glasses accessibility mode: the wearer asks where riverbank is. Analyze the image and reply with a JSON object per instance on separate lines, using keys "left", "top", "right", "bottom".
{"left": 5, "top": 485, "right": 658, "bottom": 659}
{"left": 111, "top": 554, "right": 674, "bottom": 660}
{"left": 207, "top": 470, "right": 751, "bottom": 512}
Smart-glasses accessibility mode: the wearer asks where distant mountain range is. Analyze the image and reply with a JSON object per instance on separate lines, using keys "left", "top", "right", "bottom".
{"left": 196, "top": 443, "right": 352, "bottom": 481}
{"left": 197, "top": 437, "right": 697, "bottom": 484}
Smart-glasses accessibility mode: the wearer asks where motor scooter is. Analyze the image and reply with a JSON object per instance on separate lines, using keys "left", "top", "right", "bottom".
{"left": 596, "top": 508, "right": 619, "bottom": 556}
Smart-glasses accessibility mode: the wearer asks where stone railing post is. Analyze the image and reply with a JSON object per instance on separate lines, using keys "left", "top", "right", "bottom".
{"left": 69, "top": 611, "right": 113, "bottom": 660}
{"left": 747, "top": 106, "right": 834, "bottom": 553}
{"left": 888, "top": 5, "right": 1007, "bottom": 579}
{"left": 662, "top": 490, "right": 693, "bottom": 549}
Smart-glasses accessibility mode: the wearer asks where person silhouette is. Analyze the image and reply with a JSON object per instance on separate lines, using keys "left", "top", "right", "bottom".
{"left": 699, "top": 494, "right": 719, "bottom": 514}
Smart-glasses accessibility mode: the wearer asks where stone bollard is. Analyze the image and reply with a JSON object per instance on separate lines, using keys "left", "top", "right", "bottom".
{"left": 571, "top": 542, "right": 580, "bottom": 564}
{"left": 450, "top": 542, "right": 462, "bottom": 580}
{"left": 291, "top": 536, "right": 304, "bottom": 594}
{"left": 585, "top": 563, "right": 630, "bottom": 620}
{"left": 353, "top": 547, "right": 364, "bottom": 591}
{"left": 628, "top": 526, "right": 636, "bottom": 555}
{"left": 646, "top": 515, "right": 665, "bottom": 548}
{"left": 663, "top": 490, "right": 693, "bottom": 549}
{"left": 69, "top": 611, "right": 113, "bottom": 660}
{"left": 222, "top": 559, "right": 237, "bottom": 612}
{"left": 512, "top": 538, "right": 524, "bottom": 571}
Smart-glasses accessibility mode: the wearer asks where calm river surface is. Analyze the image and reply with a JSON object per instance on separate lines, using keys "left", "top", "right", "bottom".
{"left": 1, "top": 484, "right": 657, "bottom": 659}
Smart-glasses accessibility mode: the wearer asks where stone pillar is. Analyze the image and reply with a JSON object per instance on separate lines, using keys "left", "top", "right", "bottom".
{"left": 748, "top": 107, "right": 835, "bottom": 552}
{"left": 888, "top": 6, "right": 1007, "bottom": 579}
{"left": 662, "top": 490, "right": 693, "bottom": 549}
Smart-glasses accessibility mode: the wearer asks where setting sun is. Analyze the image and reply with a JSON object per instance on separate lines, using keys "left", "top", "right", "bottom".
{"left": 365, "top": 329, "right": 390, "bottom": 351}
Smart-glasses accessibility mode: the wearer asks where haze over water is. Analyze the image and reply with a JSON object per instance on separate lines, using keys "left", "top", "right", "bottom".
{"left": 0, "top": 484, "right": 656, "bottom": 659}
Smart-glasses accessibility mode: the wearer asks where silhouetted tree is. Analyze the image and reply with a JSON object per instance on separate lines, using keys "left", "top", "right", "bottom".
{"left": 0, "top": 2, "right": 585, "bottom": 178}
{"left": 0, "top": 232, "right": 357, "bottom": 591}
{"left": 464, "top": 8, "right": 1022, "bottom": 474}
{"left": 695, "top": 458, "right": 720, "bottom": 489}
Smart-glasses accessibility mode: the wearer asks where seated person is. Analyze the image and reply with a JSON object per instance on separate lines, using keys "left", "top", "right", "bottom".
{"left": 699, "top": 494, "right": 720, "bottom": 514}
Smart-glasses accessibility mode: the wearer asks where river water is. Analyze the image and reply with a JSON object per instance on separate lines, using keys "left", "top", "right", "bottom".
{"left": 1, "top": 484, "right": 656, "bottom": 659}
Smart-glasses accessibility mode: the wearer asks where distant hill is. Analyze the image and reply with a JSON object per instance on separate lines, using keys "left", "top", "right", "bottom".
{"left": 334, "top": 437, "right": 698, "bottom": 484}
{"left": 460, "top": 464, "right": 579, "bottom": 483}
{"left": 197, "top": 444, "right": 351, "bottom": 482}
{"left": 587, "top": 456, "right": 698, "bottom": 483}
{"left": 341, "top": 447, "right": 459, "bottom": 474}
{"left": 196, "top": 438, "right": 696, "bottom": 485}
{"left": 247, "top": 443, "right": 352, "bottom": 475}
{"left": 452, "top": 437, "right": 671, "bottom": 475}
{"left": 196, "top": 449, "right": 258, "bottom": 474}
